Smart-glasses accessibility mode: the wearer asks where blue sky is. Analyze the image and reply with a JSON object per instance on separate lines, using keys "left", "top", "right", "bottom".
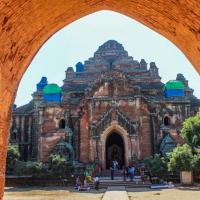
{"left": 15, "top": 11, "right": 200, "bottom": 106}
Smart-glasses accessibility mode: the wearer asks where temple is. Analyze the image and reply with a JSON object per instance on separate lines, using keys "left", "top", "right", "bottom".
{"left": 10, "top": 40, "right": 200, "bottom": 169}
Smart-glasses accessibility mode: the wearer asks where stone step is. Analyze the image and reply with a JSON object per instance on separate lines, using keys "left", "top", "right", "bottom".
{"left": 88, "top": 181, "right": 150, "bottom": 189}
{"left": 101, "top": 170, "right": 125, "bottom": 177}
{"left": 101, "top": 170, "right": 142, "bottom": 177}
{"left": 100, "top": 176, "right": 144, "bottom": 184}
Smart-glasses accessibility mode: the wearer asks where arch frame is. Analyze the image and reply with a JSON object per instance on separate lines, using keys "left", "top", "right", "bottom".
{"left": 100, "top": 120, "right": 131, "bottom": 169}
{"left": 1, "top": 1, "right": 200, "bottom": 198}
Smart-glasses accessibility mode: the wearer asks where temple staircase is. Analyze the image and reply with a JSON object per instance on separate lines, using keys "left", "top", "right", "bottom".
{"left": 89, "top": 170, "right": 151, "bottom": 189}
{"left": 101, "top": 169, "right": 123, "bottom": 177}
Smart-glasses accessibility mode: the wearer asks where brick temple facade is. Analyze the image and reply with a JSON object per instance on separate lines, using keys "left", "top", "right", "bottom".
{"left": 10, "top": 40, "right": 200, "bottom": 169}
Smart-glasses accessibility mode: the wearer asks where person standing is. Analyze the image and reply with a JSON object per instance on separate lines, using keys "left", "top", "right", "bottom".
{"left": 140, "top": 165, "right": 146, "bottom": 184}
{"left": 115, "top": 160, "right": 119, "bottom": 170}
{"left": 129, "top": 165, "right": 135, "bottom": 181}
{"left": 93, "top": 175, "right": 100, "bottom": 190}
{"left": 122, "top": 166, "right": 126, "bottom": 181}
{"left": 110, "top": 165, "right": 114, "bottom": 180}
{"left": 126, "top": 166, "right": 130, "bottom": 179}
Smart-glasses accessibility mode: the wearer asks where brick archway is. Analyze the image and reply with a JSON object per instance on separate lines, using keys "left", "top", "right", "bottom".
{"left": 100, "top": 121, "right": 131, "bottom": 169}
{"left": 1, "top": 0, "right": 200, "bottom": 198}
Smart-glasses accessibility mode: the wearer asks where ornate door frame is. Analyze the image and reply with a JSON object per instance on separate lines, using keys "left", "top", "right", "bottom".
{"left": 100, "top": 120, "right": 131, "bottom": 169}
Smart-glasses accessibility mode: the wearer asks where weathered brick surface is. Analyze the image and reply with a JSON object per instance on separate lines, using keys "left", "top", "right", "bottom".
{"left": 1, "top": 0, "right": 200, "bottom": 199}
{"left": 38, "top": 132, "right": 66, "bottom": 161}
{"left": 139, "top": 116, "right": 152, "bottom": 159}
{"left": 80, "top": 111, "right": 89, "bottom": 163}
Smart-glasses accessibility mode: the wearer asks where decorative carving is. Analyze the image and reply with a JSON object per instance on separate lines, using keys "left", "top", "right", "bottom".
{"left": 52, "top": 139, "right": 74, "bottom": 162}
{"left": 50, "top": 111, "right": 76, "bottom": 163}
{"left": 116, "top": 108, "right": 137, "bottom": 135}
{"left": 90, "top": 107, "right": 137, "bottom": 137}
{"left": 64, "top": 112, "right": 73, "bottom": 145}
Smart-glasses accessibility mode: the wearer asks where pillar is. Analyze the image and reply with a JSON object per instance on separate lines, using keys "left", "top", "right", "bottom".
{"left": 0, "top": 108, "right": 12, "bottom": 200}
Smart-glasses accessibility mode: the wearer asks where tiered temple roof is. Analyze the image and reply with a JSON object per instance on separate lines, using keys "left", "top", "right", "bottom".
{"left": 14, "top": 40, "right": 200, "bottom": 112}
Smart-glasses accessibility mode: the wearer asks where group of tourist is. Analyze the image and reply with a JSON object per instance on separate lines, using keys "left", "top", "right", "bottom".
{"left": 74, "top": 174, "right": 100, "bottom": 191}
{"left": 74, "top": 164, "right": 100, "bottom": 191}
{"left": 74, "top": 176, "right": 90, "bottom": 191}
{"left": 74, "top": 161, "right": 148, "bottom": 191}
{"left": 110, "top": 161, "right": 147, "bottom": 183}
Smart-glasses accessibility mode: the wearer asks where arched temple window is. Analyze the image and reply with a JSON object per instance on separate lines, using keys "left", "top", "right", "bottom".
{"left": 160, "top": 134, "right": 176, "bottom": 157}
{"left": 59, "top": 119, "right": 65, "bottom": 129}
{"left": 12, "top": 131, "right": 17, "bottom": 141}
{"left": 164, "top": 116, "right": 171, "bottom": 126}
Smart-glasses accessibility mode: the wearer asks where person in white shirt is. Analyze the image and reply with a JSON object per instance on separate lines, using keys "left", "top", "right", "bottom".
{"left": 93, "top": 175, "right": 100, "bottom": 190}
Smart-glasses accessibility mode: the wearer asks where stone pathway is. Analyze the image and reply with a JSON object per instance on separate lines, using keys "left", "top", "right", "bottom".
{"left": 102, "top": 186, "right": 129, "bottom": 200}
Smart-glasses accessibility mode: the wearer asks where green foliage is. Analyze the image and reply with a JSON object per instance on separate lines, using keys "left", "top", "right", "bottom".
{"left": 181, "top": 111, "right": 200, "bottom": 148}
{"left": 6, "top": 145, "right": 20, "bottom": 173}
{"left": 13, "top": 161, "right": 47, "bottom": 177}
{"left": 168, "top": 144, "right": 195, "bottom": 172}
{"left": 49, "top": 153, "right": 66, "bottom": 164}
{"left": 144, "top": 154, "right": 168, "bottom": 178}
{"left": 11, "top": 153, "right": 74, "bottom": 177}
{"left": 191, "top": 153, "right": 200, "bottom": 170}
{"left": 171, "top": 112, "right": 200, "bottom": 172}
{"left": 13, "top": 161, "right": 27, "bottom": 176}
{"left": 25, "top": 161, "right": 48, "bottom": 177}
{"left": 49, "top": 153, "right": 74, "bottom": 178}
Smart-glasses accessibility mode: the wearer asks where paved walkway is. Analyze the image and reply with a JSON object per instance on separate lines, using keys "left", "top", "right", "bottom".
{"left": 102, "top": 186, "right": 129, "bottom": 200}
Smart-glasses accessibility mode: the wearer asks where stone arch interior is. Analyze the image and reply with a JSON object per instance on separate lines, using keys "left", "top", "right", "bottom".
{"left": 106, "top": 131, "right": 125, "bottom": 169}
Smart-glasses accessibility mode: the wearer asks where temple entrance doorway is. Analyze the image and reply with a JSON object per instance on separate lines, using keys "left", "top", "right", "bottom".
{"left": 106, "top": 132, "right": 125, "bottom": 169}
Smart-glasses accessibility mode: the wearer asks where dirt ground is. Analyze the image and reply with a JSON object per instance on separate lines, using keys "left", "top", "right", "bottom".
{"left": 4, "top": 187, "right": 105, "bottom": 200}
{"left": 127, "top": 187, "right": 200, "bottom": 200}
{"left": 4, "top": 186, "right": 200, "bottom": 200}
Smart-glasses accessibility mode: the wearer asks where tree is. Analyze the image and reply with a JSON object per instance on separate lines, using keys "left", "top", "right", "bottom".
{"left": 49, "top": 153, "right": 73, "bottom": 177}
{"left": 13, "top": 160, "right": 48, "bottom": 177}
{"left": 6, "top": 145, "right": 20, "bottom": 173}
{"left": 144, "top": 154, "right": 168, "bottom": 178}
{"left": 168, "top": 144, "right": 194, "bottom": 172}
{"left": 191, "top": 153, "right": 200, "bottom": 170}
{"left": 181, "top": 111, "right": 200, "bottom": 148}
